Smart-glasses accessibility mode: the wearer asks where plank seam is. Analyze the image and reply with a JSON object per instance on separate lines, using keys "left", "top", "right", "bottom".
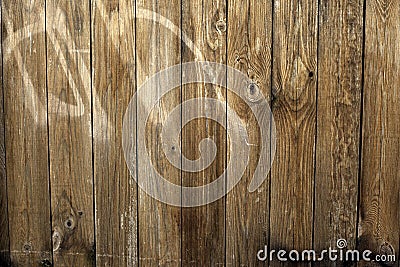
{"left": 0, "top": 0, "right": 11, "bottom": 264}
{"left": 180, "top": 0, "right": 183, "bottom": 265}
{"left": 355, "top": 0, "right": 367, "bottom": 251}
{"left": 267, "top": 0, "right": 275, "bottom": 266}
{"left": 134, "top": 0, "right": 140, "bottom": 265}
{"left": 312, "top": 0, "right": 321, "bottom": 257}
{"left": 224, "top": 0, "right": 228, "bottom": 266}
{"left": 89, "top": 0, "right": 97, "bottom": 266}
{"left": 44, "top": 0, "right": 55, "bottom": 265}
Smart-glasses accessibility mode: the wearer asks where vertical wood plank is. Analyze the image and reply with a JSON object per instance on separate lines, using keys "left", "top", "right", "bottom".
{"left": 136, "top": 0, "right": 182, "bottom": 265}
{"left": 358, "top": 0, "right": 400, "bottom": 265}
{"left": 2, "top": 0, "right": 53, "bottom": 265}
{"left": 46, "top": 0, "right": 95, "bottom": 265}
{"left": 226, "top": 0, "right": 272, "bottom": 265}
{"left": 0, "top": 2, "right": 11, "bottom": 265}
{"left": 314, "top": 0, "right": 364, "bottom": 259}
{"left": 269, "top": 0, "right": 318, "bottom": 264}
{"left": 92, "top": 0, "right": 138, "bottom": 266}
{"left": 181, "top": 0, "right": 226, "bottom": 265}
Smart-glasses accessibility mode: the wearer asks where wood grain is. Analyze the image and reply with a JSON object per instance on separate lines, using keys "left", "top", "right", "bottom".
{"left": 181, "top": 0, "right": 226, "bottom": 265}
{"left": 226, "top": 0, "right": 272, "bottom": 265}
{"left": 0, "top": 3, "right": 10, "bottom": 266}
{"left": 0, "top": 1, "right": 400, "bottom": 266}
{"left": 136, "top": 0, "right": 182, "bottom": 265}
{"left": 92, "top": 0, "right": 137, "bottom": 266}
{"left": 358, "top": 0, "right": 400, "bottom": 265}
{"left": 269, "top": 0, "right": 318, "bottom": 265}
{"left": 2, "top": 0, "right": 53, "bottom": 265}
{"left": 314, "top": 0, "right": 364, "bottom": 262}
{"left": 46, "top": 0, "right": 95, "bottom": 265}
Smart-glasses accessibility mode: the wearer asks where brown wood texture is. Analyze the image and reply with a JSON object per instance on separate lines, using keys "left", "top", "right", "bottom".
{"left": 46, "top": 0, "right": 95, "bottom": 265}
{"left": 136, "top": 0, "right": 181, "bottom": 265}
{"left": 0, "top": 3, "right": 10, "bottom": 266}
{"left": 226, "top": 0, "right": 272, "bottom": 266}
{"left": 269, "top": 0, "right": 318, "bottom": 266}
{"left": 92, "top": 0, "right": 138, "bottom": 266}
{"left": 358, "top": 0, "right": 400, "bottom": 266}
{"left": 1, "top": 1, "right": 400, "bottom": 266}
{"left": 314, "top": 0, "right": 364, "bottom": 261}
{"left": 181, "top": 0, "right": 227, "bottom": 265}
{"left": 2, "top": 0, "right": 53, "bottom": 265}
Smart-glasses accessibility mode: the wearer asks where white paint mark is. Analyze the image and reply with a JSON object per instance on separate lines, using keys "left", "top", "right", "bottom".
{"left": 255, "top": 37, "right": 261, "bottom": 53}
{"left": 96, "top": 0, "right": 204, "bottom": 61}
{"left": 70, "top": 49, "right": 91, "bottom": 53}
{"left": 2, "top": 11, "right": 46, "bottom": 125}
{"left": 28, "top": 30, "right": 32, "bottom": 54}
{"left": 2, "top": 0, "right": 205, "bottom": 167}
{"left": 2, "top": 5, "right": 108, "bottom": 127}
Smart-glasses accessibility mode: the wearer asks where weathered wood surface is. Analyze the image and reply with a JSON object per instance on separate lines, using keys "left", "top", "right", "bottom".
{"left": 46, "top": 0, "right": 95, "bottom": 265}
{"left": 92, "top": 0, "right": 137, "bottom": 266}
{"left": 181, "top": 0, "right": 226, "bottom": 266}
{"left": 269, "top": 1, "right": 318, "bottom": 266}
{"left": 358, "top": 0, "right": 400, "bottom": 265}
{"left": 2, "top": 0, "right": 53, "bottom": 265}
{"left": 314, "top": 0, "right": 364, "bottom": 264}
{"left": 0, "top": 3, "right": 10, "bottom": 266}
{"left": 136, "top": 0, "right": 181, "bottom": 266}
{"left": 1, "top": 0, "right": 399, "bottom": 266}
{"left": 226, "top": 0, "right": 272, "bottom": 266}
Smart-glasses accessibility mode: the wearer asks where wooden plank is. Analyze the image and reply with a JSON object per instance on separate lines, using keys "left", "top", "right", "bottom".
{"left": 181, "top": 0, "right": 226, "bottom": 265}
{"left": 226, "top": 0, "right": 272, "bottom": 265}
{"left": 0, "top": 2, "right": 11, "bottom": 266}
{"left": 91, "top": 0, "right": 138, "bottom": 265}
{"left": 269, "top": 0, "right": 318, "bottom": 264}
{"left": 358, "top": 0, "right": 400, "bottom": 265}
{"left": 314, "top": 0, "right": 364, "bottom": 259}
{"left": 136, "top": 0, "right": 182, "bottom": 265}
{"left": 2, "top": 0, "right": 53, "bottom": 265}
{"left": 46, "top": 0, "right": 95, "bottom": 265}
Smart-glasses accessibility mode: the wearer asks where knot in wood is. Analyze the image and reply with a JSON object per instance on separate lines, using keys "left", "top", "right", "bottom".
{"left": 23, "top": 242, "right": 32, "bottom": 253}
{"left": 64, "top": 217, "right": 76, "bottom": 230}
{"left": 215, "top": 19, "right": 226, "bottom": 34}
{"left": 246, "top": 83, "right": 262, "bottom": 102}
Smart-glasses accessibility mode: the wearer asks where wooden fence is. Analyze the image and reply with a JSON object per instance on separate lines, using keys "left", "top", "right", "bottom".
{"left": 0, "top": 0, "right": 399, "bottom": 266}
